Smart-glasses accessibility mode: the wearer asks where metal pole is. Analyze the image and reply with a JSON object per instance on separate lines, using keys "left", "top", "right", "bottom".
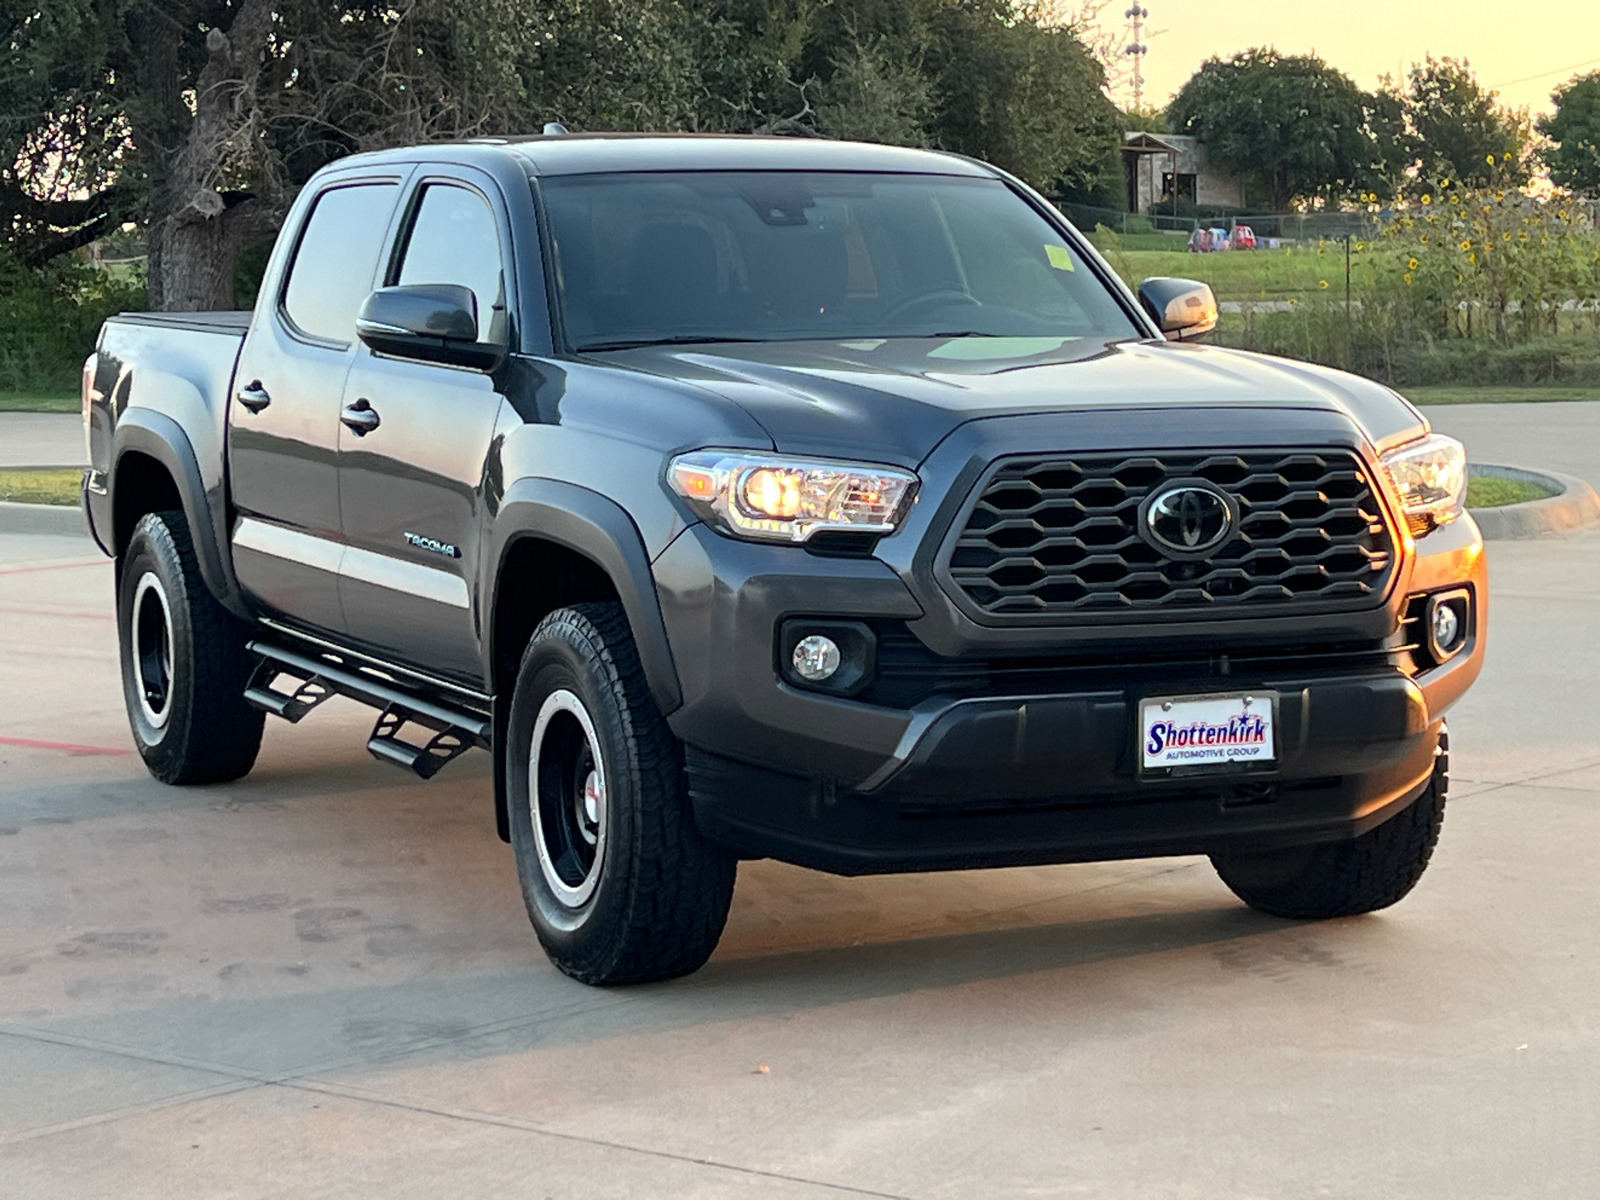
{"left": 1344, "top": 233, "right": 1353, "bottom": 369}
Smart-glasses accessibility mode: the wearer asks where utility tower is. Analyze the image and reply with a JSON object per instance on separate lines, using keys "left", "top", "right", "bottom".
{"left": 1123, "top": 5, "right": 1149, "bottom": 110}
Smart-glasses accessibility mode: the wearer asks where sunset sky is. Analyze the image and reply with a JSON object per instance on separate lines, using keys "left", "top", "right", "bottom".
{"left": 1127, "top": 0, "right": 1600, "bottom": 115}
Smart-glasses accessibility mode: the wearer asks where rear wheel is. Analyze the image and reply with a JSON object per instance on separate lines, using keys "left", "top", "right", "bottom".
{"left": 1211, "top": 729, "right": 1448, "bottom": 919}
{"left": 506, "top": 602, "right": 736, "bottom": 985}
{"left": 117, "top": 511, "right": 264, "bottom": 784}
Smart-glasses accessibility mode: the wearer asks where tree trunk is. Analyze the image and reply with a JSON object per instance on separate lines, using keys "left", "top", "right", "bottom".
{"left": 132, "top": 1, "right": 277, "bottom": 311}
{"left": 149, "top": 201, "right": 260, "bottom": 312}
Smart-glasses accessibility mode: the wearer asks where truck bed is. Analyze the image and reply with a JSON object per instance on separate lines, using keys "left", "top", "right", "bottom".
{"left": 107, "top": 310, "right": 253, "bottom": 334}
{"left": 84, "top": 310, "right": 252, "bottom": 562}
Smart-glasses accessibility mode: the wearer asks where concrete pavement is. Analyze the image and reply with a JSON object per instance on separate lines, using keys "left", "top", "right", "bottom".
{"left": 1428, "top": 400, "right": 1600, "bottom": 489}
{"left": 2, "top": 443, "right": 1600, "bottom": 1195}
{"left": 0, "top": 413, "right": 83, "bottom": 468}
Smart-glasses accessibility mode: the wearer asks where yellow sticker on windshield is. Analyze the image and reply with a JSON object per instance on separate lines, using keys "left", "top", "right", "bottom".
{"left": 1045, "top": 244, "right": 1075, "bottom": 271}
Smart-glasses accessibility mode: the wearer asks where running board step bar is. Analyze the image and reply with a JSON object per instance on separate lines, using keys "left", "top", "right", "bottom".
{"left": 244, "top": 661, "right": 333, "bottom": 723}
{"left": 367, "top": 708, "right": 475, "bottom": 780}
{"left": 246, "top": 640, "right": 491, "bottom": 779}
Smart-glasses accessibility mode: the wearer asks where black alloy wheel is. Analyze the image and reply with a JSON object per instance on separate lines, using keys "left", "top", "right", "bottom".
{"left": 505, "top": 602, "right": 736, "bottom": 985}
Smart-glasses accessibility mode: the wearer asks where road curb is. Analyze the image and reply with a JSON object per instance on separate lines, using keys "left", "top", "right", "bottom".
{"left": 1468, "top": 464, "right": 1600, "bottom": 541}
{"left": 0, "top": 500, "right": 90, "bottom": 538}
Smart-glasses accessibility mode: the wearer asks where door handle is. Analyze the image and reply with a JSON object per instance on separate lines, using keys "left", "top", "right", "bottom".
{"left": 236, "top": 382, "right": 271, "bottom": 413}
{"left": 341, "top": 399, "right": 381, "bottom": 436}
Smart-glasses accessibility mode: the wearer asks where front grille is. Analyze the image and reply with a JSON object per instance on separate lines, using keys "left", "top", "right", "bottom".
{"left": 945, "top": 450, "right": 1395, "bottom": 618}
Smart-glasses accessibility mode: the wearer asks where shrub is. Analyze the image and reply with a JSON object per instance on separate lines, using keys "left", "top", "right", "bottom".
{"left": 0, "top": 249, "right": 146, "bottom": 393}
{"left": 1213, "top": 184, "right": 1600, "bottom": 387}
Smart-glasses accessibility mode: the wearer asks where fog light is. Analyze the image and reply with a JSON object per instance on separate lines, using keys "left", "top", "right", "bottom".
{"left": 1431, "top": 602, "right": 1461, "bottom": 652}
{"left": 1423, "top": 588, "right": 1471, "bottom": 663}
{"left": 791, "top": 635, "right": 842, "bottom": 682}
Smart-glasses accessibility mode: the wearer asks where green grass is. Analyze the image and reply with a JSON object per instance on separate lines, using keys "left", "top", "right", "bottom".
{"left": 0, "top": 390, "right": 77, "bottom": 413}
{"left": 0, "top": 468, "right": 82, "bottom": 506}
{"left": 1091, "top": 241, "right": 1391, "bottom": 299}
{"left": 1103, "top": 233, "right": 1192, "bottom": 252}
{"left": 1404, "top": 385, "right": 1600, "bottom": 405}
{"left": 1466, "top": 475, "right": 1558, "bottom": 509}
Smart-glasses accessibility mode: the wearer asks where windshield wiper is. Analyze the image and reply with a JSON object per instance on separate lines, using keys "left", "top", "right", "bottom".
{"left": 574, "top": 335, "right": 767, "bottom": 352}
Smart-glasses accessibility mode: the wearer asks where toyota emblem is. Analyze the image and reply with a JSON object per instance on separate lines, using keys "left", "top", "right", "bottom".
{"left": 1143, "top": 484, "right": 1235, "bottom": 555}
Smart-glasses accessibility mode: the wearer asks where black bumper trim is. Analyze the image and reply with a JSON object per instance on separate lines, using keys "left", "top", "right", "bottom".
{"left": 686, "top": 733, "right": 1440, "bottom": 877}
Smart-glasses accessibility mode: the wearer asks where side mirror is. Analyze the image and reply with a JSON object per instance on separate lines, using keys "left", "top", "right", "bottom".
{"left": 1137, "top": 277, "right": 1218, "bottom": 341}
{"left": 356, "top": 284, "right": 504, "bottom": 370}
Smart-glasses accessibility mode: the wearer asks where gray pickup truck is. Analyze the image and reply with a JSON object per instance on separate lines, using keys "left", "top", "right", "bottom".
{"left": 82, "top": 134, "right": 1486, "bottom": 984}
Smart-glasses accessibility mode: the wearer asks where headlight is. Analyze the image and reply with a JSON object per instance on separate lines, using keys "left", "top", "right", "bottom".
{"left": 667, "top": 451, "right": 918, "bottom": 543}
{"left": 1380, "top": 434, "right": 1467, "bottom": 533}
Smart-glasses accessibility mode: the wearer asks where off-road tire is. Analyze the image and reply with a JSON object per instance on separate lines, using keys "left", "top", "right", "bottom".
{"left": 117, "top": 511, "right": 264, "bottom": 784}
{"left": 506, "top": 602, "right": 737, "bottom": 985}
{"left": 1211, "top": 729, "right": 1449, "bottom": 919}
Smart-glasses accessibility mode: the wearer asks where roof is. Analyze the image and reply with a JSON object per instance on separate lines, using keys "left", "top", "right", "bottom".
{"left": 1120, "top": 132, "right": 1183, "bottom": 155}
{"left": 350, "top": 133, "right": 1001, "bottom": 178}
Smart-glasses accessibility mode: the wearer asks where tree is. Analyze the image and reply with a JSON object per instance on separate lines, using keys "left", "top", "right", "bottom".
{"left": 0, "top": 1, "right": 138, "bottom": 270}
{"left": 4, "top": 0, "right": 1121, "bottom": 311}
{"left": 1539, "top": 71, "right": 1600, "bottom": 196}
{"left": 1363, "top": 84, "right": 1411, "bottom": 198}
{"left": 3, "top": 0, "right": 761, "bottom": 309}
{"left": 1, "top": 1, "right": 559, "bottom": 309}
{"left": 814, "top": 33, "right": 935, "bottom": 147}
{"left": 1169, "top": 49, "right": 1379, "bottom": 211}
{"left": 1394, "top": 57, "right": 1530, "bottom": 190}
{"left": 914, "top": 0, "right": 1120, "bottom": 197}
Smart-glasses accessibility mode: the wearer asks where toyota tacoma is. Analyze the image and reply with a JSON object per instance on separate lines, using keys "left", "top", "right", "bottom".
{"left": 81, "top": 134, "right": 1486, "bottom": 984}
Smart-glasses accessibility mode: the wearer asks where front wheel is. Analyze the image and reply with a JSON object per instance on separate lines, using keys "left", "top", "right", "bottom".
{"left": 117, "top": 511, "right": 264, "bottom": 784}
{"left": 506, "top": 602, "right": 736, "bottom": 985}
{"left": 1211, "top": 729, "right": 1449, "bottom": 919}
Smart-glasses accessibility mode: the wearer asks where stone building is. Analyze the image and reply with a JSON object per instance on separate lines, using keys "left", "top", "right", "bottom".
{"left": 1121, "top": 132, "right": 1248, "bottom": 214}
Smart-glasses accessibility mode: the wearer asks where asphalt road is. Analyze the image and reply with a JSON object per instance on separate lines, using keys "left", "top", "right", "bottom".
{"left": 2, "top": 439, "right": 1599, "bottom": 1197}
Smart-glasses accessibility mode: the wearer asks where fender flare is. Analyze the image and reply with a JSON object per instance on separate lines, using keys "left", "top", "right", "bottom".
{"left": 486, "top": 478, "right": 683, "bottom": 716}
{"left": 111, "top": 410, "right": 250, "bottom": 618}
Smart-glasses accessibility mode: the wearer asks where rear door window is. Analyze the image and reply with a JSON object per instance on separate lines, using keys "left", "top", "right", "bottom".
{"left": 281, "top": 182, "right": 400, "bottom": 344}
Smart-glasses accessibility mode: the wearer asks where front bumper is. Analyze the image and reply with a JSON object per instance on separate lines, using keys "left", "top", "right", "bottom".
{"left": 651, "top": 418, "right": 1488, "bottom": 875}
{"left": 683, "top": 673, "right": 1440, "bottom": 875}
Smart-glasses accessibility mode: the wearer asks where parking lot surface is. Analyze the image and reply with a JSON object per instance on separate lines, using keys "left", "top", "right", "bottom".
{"left": 1429, "top": 399, "right": 1600, "bottom": 488}
{"left": 3, "top": 490, "right": 1598, "bottom": 1196}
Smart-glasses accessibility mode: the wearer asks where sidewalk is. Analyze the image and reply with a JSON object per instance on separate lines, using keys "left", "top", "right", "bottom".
{"left": 0, "top": 412, "right": 83, "bottom": 468}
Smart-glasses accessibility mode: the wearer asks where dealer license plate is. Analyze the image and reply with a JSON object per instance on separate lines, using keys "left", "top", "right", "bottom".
{"left": 1139, "top": 691, "right": 1277, "bottom": 772}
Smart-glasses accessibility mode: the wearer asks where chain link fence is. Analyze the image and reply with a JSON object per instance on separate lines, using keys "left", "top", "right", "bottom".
{"left": 1054, "top": 201, "right": 1387, "bottom": 245}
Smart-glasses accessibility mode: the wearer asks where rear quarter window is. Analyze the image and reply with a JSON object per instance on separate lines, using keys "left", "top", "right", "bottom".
{"left": 281, "top": 182, "right": 400, "bottom": 344}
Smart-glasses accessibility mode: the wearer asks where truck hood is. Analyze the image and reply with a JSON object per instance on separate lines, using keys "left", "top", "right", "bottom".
{"left": 600, "top": 336, "right": 1427, "bottom": 466}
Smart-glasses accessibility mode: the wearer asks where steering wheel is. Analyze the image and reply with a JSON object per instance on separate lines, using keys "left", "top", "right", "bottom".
{"left": 881, "top": 288, "right": 981, "bottom": 323}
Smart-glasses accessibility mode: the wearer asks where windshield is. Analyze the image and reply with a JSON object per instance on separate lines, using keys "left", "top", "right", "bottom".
{"left": 538, "top": 171, "right": 1142, "bottom": 351}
